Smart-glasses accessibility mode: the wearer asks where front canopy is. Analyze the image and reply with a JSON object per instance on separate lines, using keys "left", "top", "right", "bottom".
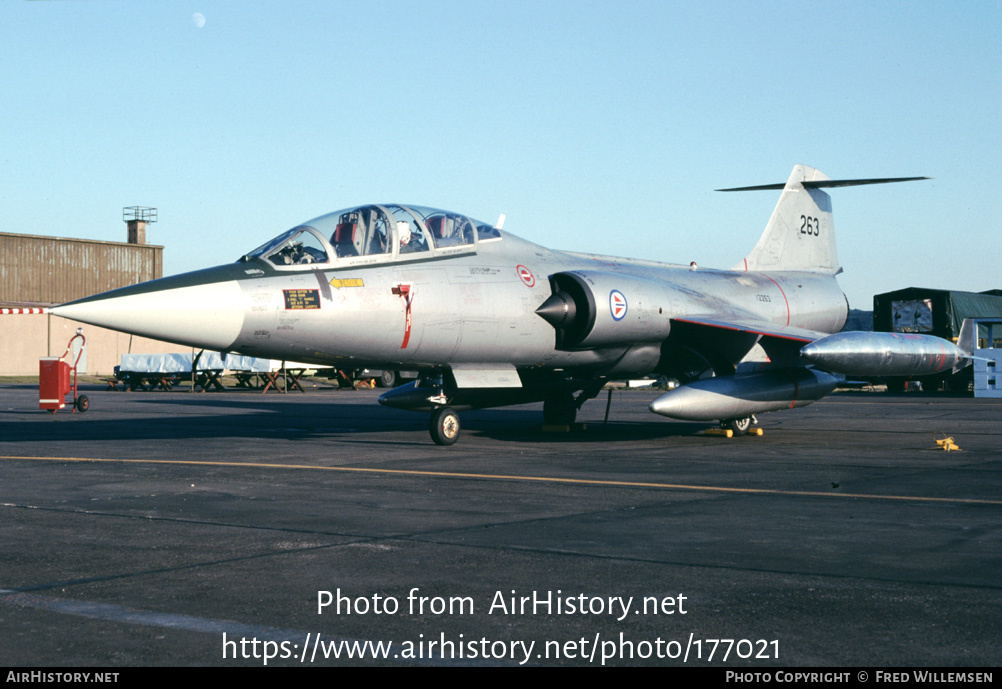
{"left": 242, "top": 204, "right": 502, "bottom": 268}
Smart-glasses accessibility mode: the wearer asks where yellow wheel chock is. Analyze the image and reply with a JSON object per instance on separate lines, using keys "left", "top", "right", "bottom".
{"left": 704, "top": 427, "right": 764, "bottom": 438}
{"left": 934, "top": 434, "right": 961, "bottom": 452}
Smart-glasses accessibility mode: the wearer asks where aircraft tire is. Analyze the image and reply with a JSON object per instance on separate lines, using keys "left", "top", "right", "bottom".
{"left": 75, "top": 395, "right": 89, "bottom": 413}
{"left": 722, "top": 416, "right": 751, "bottom": 436}
{"left": 377, "top": 370, "right": 398, "bottom": 388}
{"left": 430, "top": 407, "right": 461, "bottom": 446}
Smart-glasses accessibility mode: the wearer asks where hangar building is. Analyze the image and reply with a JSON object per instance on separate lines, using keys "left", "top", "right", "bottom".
{"left": 1, "top": 209, "right": 189, "bottom": 375}
{"left": 873, "top": 286, "right": 1002, "bottom": 393}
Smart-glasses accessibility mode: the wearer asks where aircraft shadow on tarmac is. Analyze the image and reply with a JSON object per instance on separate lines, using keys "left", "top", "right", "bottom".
{"left": 8, "top": 390, "right": 714, "bottom": 445}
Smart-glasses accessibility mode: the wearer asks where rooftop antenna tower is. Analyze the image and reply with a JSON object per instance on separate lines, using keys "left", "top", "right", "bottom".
{"left": 123, "top": 206, "right": 157, "bottom": 245}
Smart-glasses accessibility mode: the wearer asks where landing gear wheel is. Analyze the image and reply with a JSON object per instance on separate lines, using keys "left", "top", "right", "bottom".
{"left": 429, "top": 407, "right": 461, "bottom": 446}
{"left": 722, "top": 416, "right": 752, "bottom": 436}
{"left": 75, "top": 395, "right": 89, "bottom": 413}
{"left": 377, "top": 370, "right": 398, "bottom": 388}
{"left": 543, "top": 395, "right": 577, "bottom": 425}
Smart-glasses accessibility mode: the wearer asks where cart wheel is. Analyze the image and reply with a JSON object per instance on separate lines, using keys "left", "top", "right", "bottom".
{"left": 75, "top": 395, "right": 89, "bottom": 413}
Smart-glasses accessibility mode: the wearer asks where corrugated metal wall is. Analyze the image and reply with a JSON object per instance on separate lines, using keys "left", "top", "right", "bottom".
{"left": 0, "top": 232, "right": 163, "bottom": 304}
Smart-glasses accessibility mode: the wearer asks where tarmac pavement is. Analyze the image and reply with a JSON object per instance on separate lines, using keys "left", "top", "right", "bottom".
{"left": 1, "top": 384, "right": 999, "bottom": 666}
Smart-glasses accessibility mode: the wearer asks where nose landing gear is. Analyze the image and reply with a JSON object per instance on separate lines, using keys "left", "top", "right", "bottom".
{"left": 429, "top": 406, "right": 461, "bottom": 446}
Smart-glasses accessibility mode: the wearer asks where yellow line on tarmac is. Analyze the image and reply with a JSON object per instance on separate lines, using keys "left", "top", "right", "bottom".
{"left": 2, "top": 455, "right": 1000, "bottom": 506}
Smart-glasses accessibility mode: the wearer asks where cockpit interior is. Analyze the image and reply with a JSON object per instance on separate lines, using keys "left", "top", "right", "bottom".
{"left": 243, "top": 204, "right": 502, "bottom": 269}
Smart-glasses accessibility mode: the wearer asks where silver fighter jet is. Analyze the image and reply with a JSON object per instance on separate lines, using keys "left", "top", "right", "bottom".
{"left": 52, "top": 165, "right": 966, "bottom": 444}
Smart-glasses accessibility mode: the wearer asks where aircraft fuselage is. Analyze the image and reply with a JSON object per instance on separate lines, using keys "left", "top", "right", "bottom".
{"left": 68, "top": 231, "right": 846, "bottom": 379}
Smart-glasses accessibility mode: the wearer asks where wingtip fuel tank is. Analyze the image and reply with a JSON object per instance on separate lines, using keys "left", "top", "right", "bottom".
{"left": 799, "top": 331, "right": 969, "bottom": 377}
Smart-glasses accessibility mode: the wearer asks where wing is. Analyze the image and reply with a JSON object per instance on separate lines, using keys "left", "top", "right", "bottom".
{"left": 663, "top": 315, "right": 829, "bottom": 380}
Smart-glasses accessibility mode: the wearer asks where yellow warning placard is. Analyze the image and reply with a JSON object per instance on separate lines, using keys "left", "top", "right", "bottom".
{"left": 283, "top": 289, "right": 321, "bottom": 310}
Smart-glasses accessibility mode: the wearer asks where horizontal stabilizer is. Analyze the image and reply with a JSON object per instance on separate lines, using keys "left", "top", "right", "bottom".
{"left": 728, "top": 165, "right": 928, "bottom": 275}
{"left": 717, "top": 177, "right": 930, "bottom": 192}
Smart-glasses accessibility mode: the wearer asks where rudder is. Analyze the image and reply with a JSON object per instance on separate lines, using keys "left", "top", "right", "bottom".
{"left": 733, "top": 165, "right": 839, "bottom": 275}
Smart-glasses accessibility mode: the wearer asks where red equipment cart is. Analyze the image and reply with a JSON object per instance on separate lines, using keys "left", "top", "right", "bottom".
{"left": 39, "top": 330, "right": 89, "bottom": 413}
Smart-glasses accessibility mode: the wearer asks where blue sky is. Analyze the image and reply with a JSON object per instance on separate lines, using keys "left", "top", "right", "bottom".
{"left": 2, "top": 1, "right": 999, "bottom": 309}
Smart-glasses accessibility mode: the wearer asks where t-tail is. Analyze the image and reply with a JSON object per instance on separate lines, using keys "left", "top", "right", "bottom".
{"left": 721, "top": 165, "right": 929, "bottom": 275}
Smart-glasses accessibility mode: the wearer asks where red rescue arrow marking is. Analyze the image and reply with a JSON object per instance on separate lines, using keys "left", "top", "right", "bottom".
{"left": 516, "top": 265, "right": 535, "bottom": 288}
{"left": 391, "top": 284, "right": 414, "bottom": 349}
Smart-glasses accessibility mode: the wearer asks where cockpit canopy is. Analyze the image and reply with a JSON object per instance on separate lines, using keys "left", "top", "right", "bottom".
{"left": 243, "top": 203, "right": 501, "bottom": 268}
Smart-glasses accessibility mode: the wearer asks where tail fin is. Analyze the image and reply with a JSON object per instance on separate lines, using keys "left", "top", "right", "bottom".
{"left": 722, "top": 165, "right": 929, "bottom": 275}
{"left": 728, "top": 165, "right": 838, "bottom": 274}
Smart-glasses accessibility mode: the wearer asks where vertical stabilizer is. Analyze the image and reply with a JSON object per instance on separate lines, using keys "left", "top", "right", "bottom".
{"left": 732, "top": 165, "right": 838, "bottom": 274}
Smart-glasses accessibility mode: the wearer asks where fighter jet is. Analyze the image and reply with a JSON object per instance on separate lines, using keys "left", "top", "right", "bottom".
{"left": 52, "top": 165, "right": 967, "bottom": 444}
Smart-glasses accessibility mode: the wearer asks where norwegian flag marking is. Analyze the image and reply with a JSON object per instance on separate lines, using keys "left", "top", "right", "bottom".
{"left": 610, "top": 290, "right": 627, "bottom": 321}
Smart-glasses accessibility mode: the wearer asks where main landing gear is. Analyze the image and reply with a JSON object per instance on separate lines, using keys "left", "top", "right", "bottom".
{"left": 429, "top": 406, "right": 461, "bottom": 446}
{"left": 721, "top": 415, "right": 756, "bottom": 436}
{"left": 423, "top": 381, "right": 601, "bottom": 445}
{"left": 542, "top": 381, "right": 604, "bottom": 428}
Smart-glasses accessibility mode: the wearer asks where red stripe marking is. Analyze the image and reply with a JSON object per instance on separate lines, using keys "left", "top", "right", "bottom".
{"left": 759, "top": 273, "right": 791, "bottom": 326}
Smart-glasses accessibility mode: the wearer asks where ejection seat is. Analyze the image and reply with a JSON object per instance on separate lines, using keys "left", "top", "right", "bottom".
{"left": 427, "top": 216, "right": 467, "bottom": 248}
{"left": 333, "top": 222, "right": 359, "bottom": 257}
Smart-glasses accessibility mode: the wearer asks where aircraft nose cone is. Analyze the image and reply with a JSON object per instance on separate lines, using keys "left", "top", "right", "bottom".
{"left": 50, "top": 266, "right": 247, "bottom": 350}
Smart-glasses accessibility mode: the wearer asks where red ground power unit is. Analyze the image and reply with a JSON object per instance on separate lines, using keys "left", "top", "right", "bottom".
{"left": 39, "top": 357, "right": 71, "bottom": 412}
